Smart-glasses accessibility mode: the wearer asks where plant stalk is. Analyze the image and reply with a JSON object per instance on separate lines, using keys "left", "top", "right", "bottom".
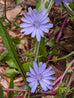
{"left": 35, "top": 42, "right": 40, "bottom": 62}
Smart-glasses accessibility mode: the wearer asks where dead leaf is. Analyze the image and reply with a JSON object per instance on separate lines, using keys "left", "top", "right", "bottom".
{"left": 6, "top": 6, "right": 22, "bottom": 21}
{"left": 13, "top": 77, "right": 23, "bottom": 83}
{"left": 0, "top": 76, "right": 9, "bottom": 88}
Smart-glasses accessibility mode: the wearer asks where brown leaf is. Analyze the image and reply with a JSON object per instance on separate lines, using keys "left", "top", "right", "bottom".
{"left": 6, "top": 6, "right": 22, "bottom": 21}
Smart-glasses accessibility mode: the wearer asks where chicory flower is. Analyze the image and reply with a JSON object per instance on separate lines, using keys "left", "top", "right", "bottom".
{"left": 20, "top": 7, "right": 53, "bottom": 42}
{"left": 26, "top": 61, "right": 55, "bottom": 93}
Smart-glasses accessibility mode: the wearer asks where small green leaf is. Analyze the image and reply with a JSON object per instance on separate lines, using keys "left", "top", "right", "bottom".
{"left": 45, "top": 0, "right": 49, "bottom": 8}
{"left": 22, "top": 62, "right": 33, "bottom": 72}
{"left": 0, "top": 86, "right": 4, "bottom": 98}
{"left": 69, "top": 2, "right": 74, "bottom": 11}
{"left": 0, "top": 50, "right": 8, "bottom": 61}
{"left": 66, "top": 61, "right": 73, "bottom": 72}
{"left": 6, "top": 58, "right": 18, "bottom": 69}
{"left": 12, "top": 37, "right": 24, "bottom": 46}
{"left": 8, "top": 77, "right": 14, "bottom": 98}
{"left": 6, "top": 69, "right": 18, "bottom": 78}
{"left": 46, "top": 38, "right": 55, "bottom": 47}
{"left": 58, "top": 83, "right": 67, "bottom": 95}
{"left": 49, "top": 43, "right": 59, "bottom": 56}
{"left": 36, "top": 0, "right": 43, "bottom": 11}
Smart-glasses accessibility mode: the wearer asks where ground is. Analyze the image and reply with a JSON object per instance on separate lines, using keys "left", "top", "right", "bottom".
{"left": 0, "top": 0, "right": 74, "bottom": 98}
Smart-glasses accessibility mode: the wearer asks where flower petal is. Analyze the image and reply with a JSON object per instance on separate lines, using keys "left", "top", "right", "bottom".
{"left": 28, "top": 7, "right": 32, "bottom": 14}
{"left": 43, "top": 71, "right": 55, "bottom": 77}
{"left": 39, "top": 13, "right": 48, "bottom": 22}
{"left": 42, "top": 66, "right": 52, "bottom": 75}
{"left": 39, "top": 9, "right": 47, "bottom": 20}
{"left": 43, "top": 79, "right": 55, "bottom": 85}
{"left": 40, "top": 26, "right": 49, "bottom": 33}
{"left": 39, "top": 63, "right": 47, "bottom": 74}
{"left": 36, "top": 30, "right": 41, "bottom": 42}
{"left": 47, "top": 85, "right": 52, "bottom": 90}
{"left": 31, "top": 28, "right": 36, "bottom": 37}
{"left": 41, "top": 24, "right": 53, "bottom": 29}
{"left": 38, "top": 29, "right": 44, "bottom": 37}
{"left": 24, "top": 26, "right": 34, "bottom": 35}
{"left": 20, "top": 23, "right": 32, "bottom": 28}
{"left": 41, "top": 18, "right": 50, "bottom": 24}
{"left": 29, "top": 80, "right": 38, "bottom": 88}
{"left": 21, "top": 18, "right": 32, "bottom": 23}
{"left": 26, "top": 77, "right": 36, "bottom": 82}
{"left": 23, "top": 12, "right": 33, "bottom": 22}
{"left": 44, "top": 76, "right": 55, "bottom": 80}
{"left": 30, "top": 81, "right": 38, "bottom": 93}
{"left": 33, "top": 61, "right": 39, "bottom": 74}
{"left": 30, "top": 67, "right": 36, "bottom": 75}
{"left": 39, "top": 80, "right": 48, "bottom": 91}
{"left": 26, "top": 72, "right": 34, "bottom": 77}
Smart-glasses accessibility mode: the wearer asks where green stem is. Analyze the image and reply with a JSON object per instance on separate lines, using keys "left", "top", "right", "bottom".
{"left": 28, "top": 89, "right": 30, "bottom": 98}
{"left": 65, "top": 72, "right": 74, "bottom": 96}
{"left": 47, "top": 0, "right": 54, "bottom": 13}
{"left": 4, "top": 0, "right": 6, "bottom": 18}
{"left": 4, "top": 0, "right": 11, "bottom": 24}
{"left": 35, "top": 42, "right": 40, "bottom": 62}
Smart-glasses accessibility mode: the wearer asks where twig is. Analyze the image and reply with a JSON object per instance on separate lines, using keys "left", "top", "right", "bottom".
{"left": 41, "top": 0, "right": 46, "bottom": 10}
{"left": 45, "top": 30, "right": 60, "bottom": 44}
{"left": 64, "top": 73, "right": 74, "bottom": 96}
{"left": 56, "top": 16, "right": 68, "bottom": 42}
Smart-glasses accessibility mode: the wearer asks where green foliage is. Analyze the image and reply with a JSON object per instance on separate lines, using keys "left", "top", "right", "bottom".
{"left": 66, "top": 92, "right": 74, "bottom": 98}
{"left": 69, "top": 1, "right": 74, "bottom": 11}
{"left": 49, "top": 43, "right": 60, "bottom": 56}
{"left": 62, "top": 2, "right": 74, "bottom": 19}
{"left": 0, "top": 50, "right": 8, "bottom": 61}
{"left": 58, "top": 83, "right": 67, "bottom": 96}
{"left": 46, "top": 37, "right": 59, "bottom": 56}
{"left": 0, "top": 21, "right": 27, "bottom": 83}
{"left": 0, "top": 86, "right": 4, "bottom": 98}
{"left": 8, "top": 77, "right": 14, "bottom": 98}
{"left": 22, "top": 62, "right": 33, "bottom": 72}
{"left": 12, "top": 0, "right": 19, "bottom": 4}
{"left": 49, "top": 51, "right": 74, "bottom": 61}
{"left": 36, "top": 0, "right": 43, "bottom": 11}
{"left": 40, "top": 38, "right": 47, "bottom": 57}
{"left": 0, "top": 37, "right": 24, "bottom": 68}
{"left": 66, "top": 61, "right": 73, "bottom": 72}
{"left": 12, "top": 37, "right": 24, "bottom": 47}
{"left": 0, "top": 16, "right": 6, "bottom": 22}
{"left": 45, "top": 0, "right": 49, "bottom": 8}
{"left": 46, "top": 38, "right": 55, "bottom": 47}
{"left": 24, "top": 49, "right": 34, "bottom": 62}
{"left": 6, "top": 58, "right": 18, "bottom": 69}
{"left": 6, "top": 69, "right": 18, "bottom": 78}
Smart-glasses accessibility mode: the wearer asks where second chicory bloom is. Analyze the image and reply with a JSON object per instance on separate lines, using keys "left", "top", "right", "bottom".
{"left": 20, "top": 7, "right": 53, "bottom": 42}
{"left": 54, "top": 0, "right": 72, "bottom": 4}
{"left": 26, "top": 61, "right": 55, "bottom": 93}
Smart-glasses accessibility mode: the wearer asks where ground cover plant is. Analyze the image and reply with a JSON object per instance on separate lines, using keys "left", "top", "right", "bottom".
{"left": 0, "top": 0, "right": 74, "bottom": 98}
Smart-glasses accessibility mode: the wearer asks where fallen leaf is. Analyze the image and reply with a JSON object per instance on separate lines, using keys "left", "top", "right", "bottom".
{"left": 6, "top": 6, "right": 22, "bottom": 21}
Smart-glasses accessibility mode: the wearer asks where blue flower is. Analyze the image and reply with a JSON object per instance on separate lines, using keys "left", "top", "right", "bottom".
{"left": 20, "top": 7, "right": 53, "bottom": 42}
{"left": 54, "top": 0, "right": 72, "bottom": 4}
{"left": 26, "top": 62, "right": 55, "bottom": 93}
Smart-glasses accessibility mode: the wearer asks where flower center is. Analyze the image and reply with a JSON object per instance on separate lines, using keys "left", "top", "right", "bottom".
{"left": 36, "top": 75, "right": 41, "bottom": 81}
{"left": 34, "top": 21, "right": 40, "bottom": 28}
